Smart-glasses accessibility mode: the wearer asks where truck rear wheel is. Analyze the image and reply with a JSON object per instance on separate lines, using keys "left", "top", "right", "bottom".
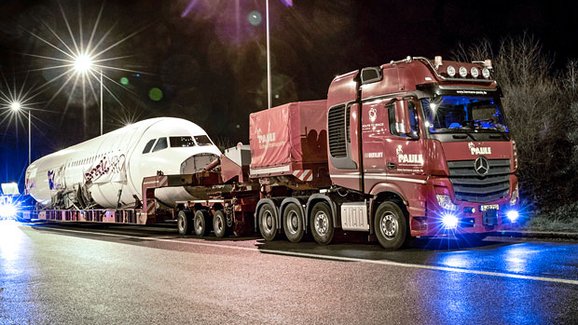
{"left": 374, "top": 202, "right": 407, "bottom": 250}
{"left": 177, "top": 210, "right": 193, "bottom": 235}
{"left": 310, "top": 201, "right": 334, "bottom": 245}
{"left": 258, "top": 203, "right": 278, "bottom": 241}
{"left": 194, "top": 209, "right": 209, "bottom": 236}
{"left": 213, "top": 210, "right": 228, "bottom": 238}
{"left": 283, "top": 203, "right": 305, "bottom": 243}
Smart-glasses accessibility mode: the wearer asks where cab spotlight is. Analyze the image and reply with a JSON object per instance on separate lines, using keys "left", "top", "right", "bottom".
{"left": 441, "top": 213, "right": 459, "bottom": 229}
{"left": 482, "top": 67, "right": 491, "bottom": 79}
{"left": 506, "top": 210, "right": 520, "bottom": 223}
{"left": 470, "top": 67, "right": 479, "bottom": 78}
{"left": 447, "top": 65, "right": 456, "bottom": 77}
{"left": 459, "top": 66, "right": 468, "bottom": 78}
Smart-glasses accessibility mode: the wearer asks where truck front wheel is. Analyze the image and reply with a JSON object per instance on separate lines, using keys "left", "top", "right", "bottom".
{"left": 374, "top": 202, "right": 408, "bottom": 250}
{"left": 310, "top": 201, "right": 334, "bottom": 245}
{"left": 177, "top": 210, "right": 193, "bottom": 235}
{"left": 258, "top": 203, "right": 278, "bottom": 241}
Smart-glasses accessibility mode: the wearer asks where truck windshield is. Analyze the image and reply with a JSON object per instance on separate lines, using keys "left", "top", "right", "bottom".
{"left": 421, "top": 96, "right": 509, "bottom": 134}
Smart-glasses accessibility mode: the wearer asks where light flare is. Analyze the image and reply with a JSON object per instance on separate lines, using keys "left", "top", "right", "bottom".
{"left": 22, "top": 1, "right": 146, "bottom": 122}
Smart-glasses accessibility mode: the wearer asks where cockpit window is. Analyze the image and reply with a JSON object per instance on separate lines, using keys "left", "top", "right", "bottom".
{"left": 142, "top": 139, "right": 156, "bottom": 154}
{"left": 170, "top": 136, "right": 195, "bottom": 147}
{"left": 194, "top": 135, "right": 213, "bottom": 146}
{"left": 152, "top": 137, "right": 168, "bottom": 152}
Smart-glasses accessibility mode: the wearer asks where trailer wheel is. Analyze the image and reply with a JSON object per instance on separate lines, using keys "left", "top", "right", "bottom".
{"left": 177, "top": 210, "right": 193, "bottom": 235}
{"left": 258, "top": 203, "right": 277, "bottom": 241}
{"left": 283, "top": 203, "right": 305, "bottom": 243}
{"left": 213, "top": 210, "right": 228, "bottom": 238}
{"left": 374, "top": 202, "right": 407, "bottom": 250}
{"left": 193, "top": 209, "right": 209, "bottom": 236}
{"left": 310, "top": 201, "right": 334, "bottom": 245}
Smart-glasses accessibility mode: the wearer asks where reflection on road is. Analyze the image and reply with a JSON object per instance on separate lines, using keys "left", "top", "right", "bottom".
{"left": 0, "top": 220, "right": 38, "bottom": 324}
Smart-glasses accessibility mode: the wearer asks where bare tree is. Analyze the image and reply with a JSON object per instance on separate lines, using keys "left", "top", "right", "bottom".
{"left": 454, "top": 33, "right": 574, "bottom": 210}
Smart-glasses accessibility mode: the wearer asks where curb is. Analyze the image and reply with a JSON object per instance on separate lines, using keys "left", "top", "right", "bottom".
{"left": 492, "top": 230, "right": 578, "bottom": 241}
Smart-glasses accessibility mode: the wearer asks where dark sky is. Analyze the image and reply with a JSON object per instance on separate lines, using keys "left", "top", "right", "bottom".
{"left": 1, "top": 0, "right": 577, "bottom": 185}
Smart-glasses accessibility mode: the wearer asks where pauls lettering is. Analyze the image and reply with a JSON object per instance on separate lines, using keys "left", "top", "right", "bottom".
{"left": 468, "top": 142, "right": 492, "bottom": 155}
{"left": 257, "top": 132, "right": 276, "bottom": 145}
{"left": 396, "top": 145, "right": 424, "bottom": 165}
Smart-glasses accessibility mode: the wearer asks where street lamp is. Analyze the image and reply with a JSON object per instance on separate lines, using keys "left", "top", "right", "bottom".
{"left": 266, "top": 0, "right": 271, "bottom": 109}
{"left": 10, "top": 101, "right": 31, "bottom": 166}
{"left": 73, "top": 53, "right": 104, "bottom": 135}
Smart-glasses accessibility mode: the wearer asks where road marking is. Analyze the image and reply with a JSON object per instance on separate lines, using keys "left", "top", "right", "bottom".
{"left": 33, "top": 225, "right": 578, "bottom": 286}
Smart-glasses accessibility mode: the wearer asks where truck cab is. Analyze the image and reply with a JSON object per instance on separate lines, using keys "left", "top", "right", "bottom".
{"left": 326, "top": 56, "right": 519, "bottom": 248}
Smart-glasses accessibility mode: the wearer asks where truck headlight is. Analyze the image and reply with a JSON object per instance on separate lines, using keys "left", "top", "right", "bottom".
{"left": 506, "top": 210, "right": 520, "bottom": 223}
{"left": 441, "top": 213, "right": 459, "bottom": 229}
{"left": 436, "top": 194, "right": 457, "bottom": 211}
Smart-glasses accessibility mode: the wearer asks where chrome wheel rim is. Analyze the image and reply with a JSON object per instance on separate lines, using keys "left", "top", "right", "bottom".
{"left": 286, "top": 210, "right": 299, "bottom": 235}
{"left": 314, "top": 211, "right": 329, "bottom": 236}
{"left": 380, "top": 212, "right": 398, "bottom": 239}
{"left": 194, "top": 215, "right": 203, "bottom": 233}
{"left": 262, "top": 209, "right": 274, "bottom": 234}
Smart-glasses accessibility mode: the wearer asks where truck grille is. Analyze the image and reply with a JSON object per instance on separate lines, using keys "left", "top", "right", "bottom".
{"left": 447, "top": 159, "right": 511, "bottom": 203}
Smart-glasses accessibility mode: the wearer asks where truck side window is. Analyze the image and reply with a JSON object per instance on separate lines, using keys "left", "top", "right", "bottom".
{"left": 142, "top": 139, "right": 156, "bottom": 154}
{"left": 152, "top": 137, "right": 168, "bottom": 152}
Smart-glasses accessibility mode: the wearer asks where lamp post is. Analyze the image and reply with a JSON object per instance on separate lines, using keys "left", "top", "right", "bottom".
{"left": 73, "top": 53, "right": 104, "bottom": 135}
{"left": 266, "top": 0, "right": 271, "bottom": 109}
{"left": 10, "top": 101, "right": 31, "bottom": 166}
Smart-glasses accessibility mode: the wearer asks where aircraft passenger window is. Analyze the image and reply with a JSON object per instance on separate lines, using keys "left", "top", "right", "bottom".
{"left": 194, "top": 135, "right": 213, "bottom": 146}
{"left": 152, "top": 137, "right": 168, "bottom": 152}
{"left": 142, "top": 139, "right": 156, "bottom": 153}
{"left": 170, "top": 136, "right": 195, "bottom": 147}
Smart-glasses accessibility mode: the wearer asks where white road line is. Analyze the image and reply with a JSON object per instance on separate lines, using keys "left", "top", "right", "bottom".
{"left": 35, "top": 226, "right": 578, "bottom": 286}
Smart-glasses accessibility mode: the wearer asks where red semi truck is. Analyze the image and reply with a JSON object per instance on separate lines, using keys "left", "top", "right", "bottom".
{"left": 33, "top": 56, "right": 520, "bottom": 249}
{"left": 168, "top": 56, "right": 520, "bottom": 249}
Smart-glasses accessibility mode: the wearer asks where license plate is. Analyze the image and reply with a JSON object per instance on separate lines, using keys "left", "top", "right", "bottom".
{"left": 480, "top": 204, "right": 499, "bottom": 212}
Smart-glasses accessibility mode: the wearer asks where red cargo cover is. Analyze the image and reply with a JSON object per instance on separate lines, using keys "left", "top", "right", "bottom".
{"left": 249, "top": 100, "right": 327, "bottom": 177}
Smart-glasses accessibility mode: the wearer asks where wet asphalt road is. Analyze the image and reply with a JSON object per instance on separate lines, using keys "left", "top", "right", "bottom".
{"left": 1, "top": 220, "right": 577, "bottom": 324}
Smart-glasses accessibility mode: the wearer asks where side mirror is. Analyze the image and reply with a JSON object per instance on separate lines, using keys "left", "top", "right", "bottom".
{"left": 394, "top": 101, "right": 419, "bottom": 140}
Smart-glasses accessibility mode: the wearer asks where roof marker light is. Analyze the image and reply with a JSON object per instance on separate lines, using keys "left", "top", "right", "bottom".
{"left": 459, "top": 66, "right": 468, "bottom": 78}
{"left": 447, "top": 65, "right": 456, "bottom": 77}
{"left": 470, "top": 67, "right": 479, "bottom": 78}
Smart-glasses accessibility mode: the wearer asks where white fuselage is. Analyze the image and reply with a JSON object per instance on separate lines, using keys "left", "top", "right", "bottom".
{"left": 26, "top": 117, "right": 222, "bottom": 209}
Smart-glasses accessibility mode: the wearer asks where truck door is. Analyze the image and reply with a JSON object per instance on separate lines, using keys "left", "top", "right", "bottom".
{"left": 362, "top": 98, "right": 425, "bottom": 192}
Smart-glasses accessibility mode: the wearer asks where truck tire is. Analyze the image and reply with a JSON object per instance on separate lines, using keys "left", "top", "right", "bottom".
{"left": 283, "top": 203, "right": 305, "bottom": 243}
{"left": 177, "top": 210, "right": 193, "bottom": 235}
{"left": 310, "top": 201, "right": 334, "bottom": 245}
{"left": 194, "top": 209, "right": 209, "bottom": 237}
{"left": 258, "top": 203, "right": 278, "bottom": 241}
{"left": 374, "top": 202, "right": 408, "bottom": 250}
{"left": 213, "top": 210, "right": 228, "bottom": 238}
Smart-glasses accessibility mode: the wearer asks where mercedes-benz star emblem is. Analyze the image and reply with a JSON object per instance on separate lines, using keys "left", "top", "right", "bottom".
{"left": 474, "top": 157, "right": 490, "bottom": 177}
